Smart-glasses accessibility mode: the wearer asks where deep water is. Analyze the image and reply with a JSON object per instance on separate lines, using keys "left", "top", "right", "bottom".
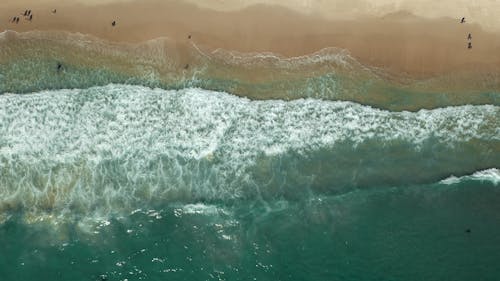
{"left": 1, "top": 177, "right": 500, "bottom": 281}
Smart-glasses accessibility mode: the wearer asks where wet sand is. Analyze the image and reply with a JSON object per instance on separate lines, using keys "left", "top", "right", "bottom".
{"left": 1, "top": 0, "right": 500, "bottom": 78}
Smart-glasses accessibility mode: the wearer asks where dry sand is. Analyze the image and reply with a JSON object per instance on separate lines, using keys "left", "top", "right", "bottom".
{"left": 1, "top": 0, "right": 500, "bottom": 79}
{"left": 183, "top": 0, "right": 500, "bottom": 33}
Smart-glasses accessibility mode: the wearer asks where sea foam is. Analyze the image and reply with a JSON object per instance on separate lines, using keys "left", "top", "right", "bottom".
{"left": 0, "top": 84, "right": 498, "bottom": 218}
{"left": 440, "top": 168, "right": 500, "bottom": 185}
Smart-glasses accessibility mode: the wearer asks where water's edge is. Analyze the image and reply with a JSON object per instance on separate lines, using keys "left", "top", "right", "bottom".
{"left": 1, "top": 30, "right": 499, "bottom": 111}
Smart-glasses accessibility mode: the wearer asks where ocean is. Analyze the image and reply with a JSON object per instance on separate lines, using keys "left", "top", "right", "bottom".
{"left": 1, "top": 31, "right": 500, "bottom": 281}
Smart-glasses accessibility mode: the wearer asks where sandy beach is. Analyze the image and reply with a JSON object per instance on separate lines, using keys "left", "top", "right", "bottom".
{"left": 1, "top": 0, "right": 500, "bottom": 77}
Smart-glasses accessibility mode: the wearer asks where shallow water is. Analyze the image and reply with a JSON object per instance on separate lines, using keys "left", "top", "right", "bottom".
{"left": 1, "top": 30, "right": 499, "bottom": 110}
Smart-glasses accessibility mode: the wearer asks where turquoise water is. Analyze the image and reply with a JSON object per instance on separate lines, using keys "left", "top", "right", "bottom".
{"left": 1, "top": 174, "right": 500, "bottom": 280}
{"left": 0, "top": 83, "right": 499, "bottom": 280}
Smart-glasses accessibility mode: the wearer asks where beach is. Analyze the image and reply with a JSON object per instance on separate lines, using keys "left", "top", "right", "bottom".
{"left": 1, "top": 0, "right": 500, "bottom": 104}
{"left": 0, "top": 1, "right": 500, "bottom": 280}
{"left": 0, "top": 0, "right": 500, "bottom": 110}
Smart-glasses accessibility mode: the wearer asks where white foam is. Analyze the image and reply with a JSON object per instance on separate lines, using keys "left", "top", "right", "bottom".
{"left": 0, "top": 84, "right": 498, "bottom": 220}
{"left": 210, "top": 47, "right": 360, "bottom": 69}
{"left": 440, "top": 168, "right": 500, "bottom": 185}
{"left": 439, "top": 176, "right": 461, "bottom": 185}
{"left": 178, "top": 204, "right": 225, "bottom": 215}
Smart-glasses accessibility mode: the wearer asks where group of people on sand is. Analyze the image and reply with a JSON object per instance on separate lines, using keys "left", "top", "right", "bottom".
{"left": 460, "top": 17, "right": 473, "bottom": 49}
{"left": 10, "top": 9, "right": 33, "bottom": 24}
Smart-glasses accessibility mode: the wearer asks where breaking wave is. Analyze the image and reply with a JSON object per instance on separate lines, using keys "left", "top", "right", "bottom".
{"left": 0, "top": 84, "right": 498, "bottom": 219}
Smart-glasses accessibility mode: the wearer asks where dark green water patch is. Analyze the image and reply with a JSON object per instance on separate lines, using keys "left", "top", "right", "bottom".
{"left": 1, "top": 180, "right": 499, "bottom": 281}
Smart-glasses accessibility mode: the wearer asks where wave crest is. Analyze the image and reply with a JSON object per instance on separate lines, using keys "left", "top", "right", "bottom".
{"left": 440, "top": 168, "right": 500, "bottom": 185}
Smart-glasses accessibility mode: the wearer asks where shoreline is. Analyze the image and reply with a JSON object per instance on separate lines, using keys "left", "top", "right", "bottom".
{"left": 0, "top": 0, "right": 499, "bottom": 110}
{"left": 1, "top": 29, "right": 499, "bottom": 110}
{"left": 1, "top": 0, "right": 500, "bottom": 79}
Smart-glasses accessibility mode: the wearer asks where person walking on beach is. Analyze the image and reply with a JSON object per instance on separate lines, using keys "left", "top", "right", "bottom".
{"left": 468, "top": 42, "right": 472, "bottom": 49}
{"left": 460, "top": 17, "right": 465, "bottom": 23}
{"left": 467, "top": 33, "right": 472, "bottom": 40}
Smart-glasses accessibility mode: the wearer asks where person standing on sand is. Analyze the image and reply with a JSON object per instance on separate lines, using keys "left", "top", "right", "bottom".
{"left": 460, "top": 17, "right": 465, "bottom": 23}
